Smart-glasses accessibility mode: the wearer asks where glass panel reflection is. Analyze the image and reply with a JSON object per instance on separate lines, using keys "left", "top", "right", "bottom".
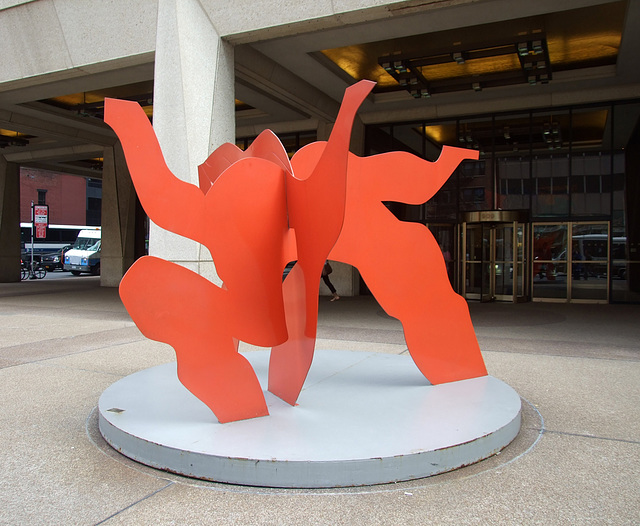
{"left": 482, "top": 262, "right": 491, "bottom": 297}
{"left": 466, "top": 263, "right": 482, "bottom": 295}
{"left": 533, "top": 263, "right": 568, "bottom": 299}
{"left": 571, "top": 265, "right": 607, "bottom": 300}
{"left": 466, "top": 226, "right": 483, "bottom": 261}
{"left": 533, "top": 224, "right": 567, "bottom": 283}
{"left": 495, "top": 263, "right": 513, "bottom": 297}
{"left": 516, "top": 262, "right": 524, "bottom": 296}
{"left": 571, "top": 223, "right": 608, "bottom": 301}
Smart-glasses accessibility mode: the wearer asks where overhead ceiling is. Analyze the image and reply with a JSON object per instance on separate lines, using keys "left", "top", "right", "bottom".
{"left": 318, "top": 2, "right": 625, "bottom": 97}
{"left": 0, "top": 0, "right": 638, "bottom": 177}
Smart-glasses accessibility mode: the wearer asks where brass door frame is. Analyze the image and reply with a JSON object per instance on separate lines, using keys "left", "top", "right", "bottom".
{"left": 531, "top": 221, "right": 610, "bottom": 303}
{"left": 462, "top": 218, "right": 528, "bottom": 303}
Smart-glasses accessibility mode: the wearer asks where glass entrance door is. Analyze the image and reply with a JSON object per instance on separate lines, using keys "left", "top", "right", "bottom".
{"left": 463, "top": 221, "right": 527, "bottom": 302}
{"left": 532, "top": 222, "right": 609, "bottom": 302}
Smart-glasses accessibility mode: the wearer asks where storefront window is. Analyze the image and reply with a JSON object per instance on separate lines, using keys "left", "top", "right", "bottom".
{"left": 570, "top": 223, "right": 608, "bottom": 301}
{"left": 496, "top": 113, "right": 531, "bottom": 212}
{"left": 532, "top": 223, "right": 568, "bottom": 300}
{"left": 364, "top": 99, "right": 640, "bottom": 303}
{"left": 458, "top": 117, "right": 492, "bottom": 212}
{"left": 531, "top": 111, "right": 570, "bottom": 218}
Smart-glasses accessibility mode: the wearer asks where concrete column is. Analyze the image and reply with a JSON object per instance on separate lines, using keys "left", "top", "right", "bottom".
{"left": 101, "top": 144, "right": 144, "bottom": 287}
{"left": 151, "top": 0, "right": 235, "bottom": 284}
{"left": 625, "top": 118, "right": 640, "bottom": 292}
{"left": 0, "top": 156, "right": 20, "bottom": 282}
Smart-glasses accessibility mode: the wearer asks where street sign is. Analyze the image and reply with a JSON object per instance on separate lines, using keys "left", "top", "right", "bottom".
{"left": 34, "top": 204, "right": 48, "bottom": 239}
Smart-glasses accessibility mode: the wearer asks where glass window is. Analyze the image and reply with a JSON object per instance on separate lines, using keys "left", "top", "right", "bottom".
{"left": 571, "top": 107, "right": 612, "bottom": 218}
{"left": 533, "top": 223, "right": 568, "bottom": 300}
{"left": 362, "top": 98, "right": 640, "bottom": 303}
{"left": 537, "top": 177, "right": 551, "bottom": 194}
{"left": 571, "top": 223, "right": 609, "bottom": 301}
{"left": 531, "top": 110, "right": 569, "bottom": 218}
{"left": 571, "top": 175, "right": 585, "bottom": 193}
{"left": 532, "top": 155, "right": 569, "bottom": 217}
{"left": 585, "top": 175, "right": 601, "bottom": 193}
{"left": 458, "top": 117, "right": 492, "bottom": 212}
{"left": 429, "top": 224, "right": 457, "bottom": 288}
{"left": 495, "top": 113, "right": 531, "bottom": 212}
{"left": 553, "top": 177, "right": 568, "bottom": 194}
{"left": 507, "top": 178, "right": 521, "bottom": 195}
{"left": 422, "top": 120, "right": 458, "bottom": 221}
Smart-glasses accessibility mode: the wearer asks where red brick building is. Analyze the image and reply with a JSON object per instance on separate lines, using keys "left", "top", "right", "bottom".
{"left": 20, "top": 168, "right": 92, "bottom": 225}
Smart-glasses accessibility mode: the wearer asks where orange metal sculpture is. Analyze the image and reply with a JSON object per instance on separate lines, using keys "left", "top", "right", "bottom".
{"left": 104, "top": 79, "right": 487, "bottom": 424}
{"left": 329, "top": 146, "right": 487, "bottom": 384}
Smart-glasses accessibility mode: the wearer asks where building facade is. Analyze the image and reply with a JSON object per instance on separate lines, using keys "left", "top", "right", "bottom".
{"left": 0, "top": 0, "right": 638, "bottom": 301}
{"left": 19, "top": 167, "right": 100, "bottom": 226}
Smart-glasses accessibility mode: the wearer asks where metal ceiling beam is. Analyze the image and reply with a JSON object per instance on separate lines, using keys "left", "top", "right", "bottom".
{"left": 0, "top": 102, "right": 116, "bottom": 147}
{"left": 235, "top": 45, "right": 344, "bottom": 124}
{"left": 4, "top": 143, "right": 104, "bottom": 164}
{"left": 20, "top": 160, "right": 102, "bottom": 179}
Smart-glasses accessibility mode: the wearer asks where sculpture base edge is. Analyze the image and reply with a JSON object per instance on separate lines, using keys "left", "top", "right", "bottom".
{"left": 98, "top": 350, "right": 521, "bottom": 489}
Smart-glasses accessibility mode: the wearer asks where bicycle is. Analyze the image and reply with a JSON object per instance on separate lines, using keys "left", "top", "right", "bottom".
{"left": 21, "top": 260, "right": 47, "bottom": 280}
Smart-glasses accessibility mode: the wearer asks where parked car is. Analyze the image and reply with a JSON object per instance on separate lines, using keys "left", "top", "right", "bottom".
{"left": 41, "top": 245, "right": 72, "bottom": 271}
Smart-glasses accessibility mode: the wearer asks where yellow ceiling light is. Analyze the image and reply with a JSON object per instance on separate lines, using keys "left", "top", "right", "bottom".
{"left": 418, "top": 124, "right": 457, "bottom": 145}
{"left": 321, "top": 46, "right": 398, "bottom": 88}
{"left": 319, "top": 1, "right": 625, "bottom": 95}
{"left": 417, "top": 54, "right": 522, "bottom": 81}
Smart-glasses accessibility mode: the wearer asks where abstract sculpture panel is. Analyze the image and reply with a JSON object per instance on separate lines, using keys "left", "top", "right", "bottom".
{"left": 104, "top": 80, "right": 487, "bottom": 424}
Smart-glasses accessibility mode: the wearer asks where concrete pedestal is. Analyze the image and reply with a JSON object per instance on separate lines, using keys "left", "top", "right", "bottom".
{"left": 99, "top": 350, "right": 521, "bottom": 488}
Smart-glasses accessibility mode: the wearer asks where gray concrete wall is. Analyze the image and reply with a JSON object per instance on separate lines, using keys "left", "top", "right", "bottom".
{"left": 101, "top": 144, "right": 139, "bottom": 287}
{"left": 0, "top": 157, "right": 20, "bottom": 282}
{"left": 0, "top": 0, "right": 157, "bottom": 92}
{"left": 0, "top": 0, "right": 432, "bottom": 91}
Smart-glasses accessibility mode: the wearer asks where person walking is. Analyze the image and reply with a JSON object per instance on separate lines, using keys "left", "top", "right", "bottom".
{"left": 322, "top": 261, "right": 340, "bottom": 301}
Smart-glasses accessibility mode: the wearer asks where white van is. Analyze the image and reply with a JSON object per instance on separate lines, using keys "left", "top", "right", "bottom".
{"left": 63, "top": 228, "right": 101, "bottom": 275}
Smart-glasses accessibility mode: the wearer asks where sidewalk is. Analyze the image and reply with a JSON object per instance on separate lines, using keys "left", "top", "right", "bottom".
{"left": 0, "top": 276, "right": 638, "bottom": 525}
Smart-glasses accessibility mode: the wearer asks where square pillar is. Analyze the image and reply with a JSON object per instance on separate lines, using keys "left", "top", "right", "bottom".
{"left": 101, "top": 144, "right": 145, "bottom": 287}
{"left": 151, "top": 0, "right": 235, "bottom": 284}
{"left": 0, "top": 156, "right": 20, "bottom": 282}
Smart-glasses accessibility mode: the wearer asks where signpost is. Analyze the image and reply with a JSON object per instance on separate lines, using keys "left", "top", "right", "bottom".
{"left": 34, "top": 204, "right": 48, "bottom": 239}
{"left": 28, "top": 202, "right": 48, "bottom": 278}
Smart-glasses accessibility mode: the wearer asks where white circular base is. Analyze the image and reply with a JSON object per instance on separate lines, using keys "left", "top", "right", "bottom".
{"left": 98, "top": 350, "right": 521, "bottom": 488}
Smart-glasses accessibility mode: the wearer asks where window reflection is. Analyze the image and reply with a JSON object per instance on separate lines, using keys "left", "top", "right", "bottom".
{"left": 362, "top": 100, "right": 640, "bottom": 303}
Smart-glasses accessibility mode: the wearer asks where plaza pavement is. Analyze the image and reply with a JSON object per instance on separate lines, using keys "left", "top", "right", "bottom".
{"left": 0, "top": 275, "right": 638, "bottom": 525}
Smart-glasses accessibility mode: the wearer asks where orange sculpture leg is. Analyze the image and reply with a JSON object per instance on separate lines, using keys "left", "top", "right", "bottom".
{"left": 105, "top": 99, "right": 293, "bottom": 423}
{"left": 334, "top": 222, "right": 486, "bottom": 384}
{"left": 268, "top": 80, "right": 375, "bottom": 405}
{"left": 120, "top": 256, "right": 268, "bottom": 423}
{"left": 285, "top": 142, "right": 488, "bottom": 384}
